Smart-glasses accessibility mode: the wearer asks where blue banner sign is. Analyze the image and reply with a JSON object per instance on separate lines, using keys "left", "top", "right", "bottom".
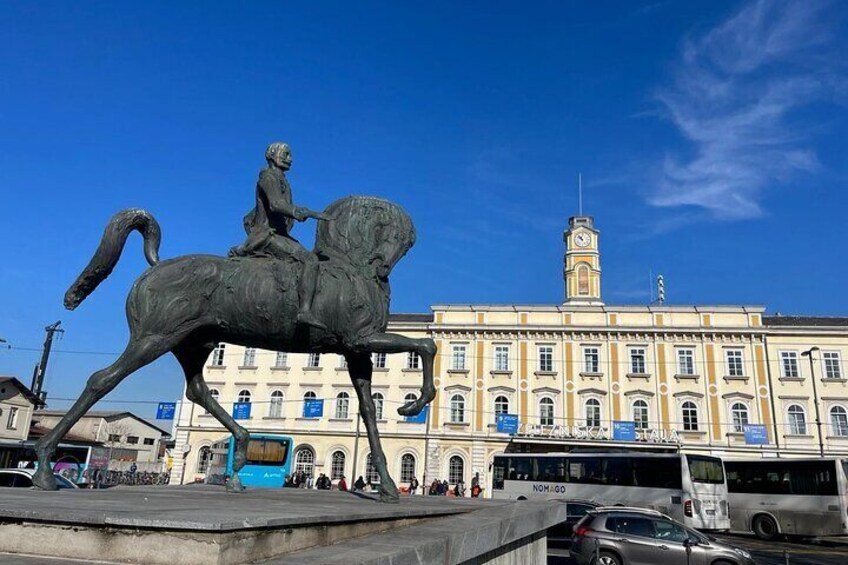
{"left": 612, "top": 421, "right": 637, "bottom": 441}
{"left": 303, "top": 399, "right": 324, "bottom": 418}
{"left": 743, "top": 424, "right": 768, "bottom": 444}
{"left": 156, "top": 402, "right": 176, "bottom": 420}
{"left": 232, "top": 402, "right": 251, "bottom": 420}
{"left": 496, "top": 414, "right": 520, "bottom": 434}
{"left": 404, "top": 405, "right": 428, "bottom": 424}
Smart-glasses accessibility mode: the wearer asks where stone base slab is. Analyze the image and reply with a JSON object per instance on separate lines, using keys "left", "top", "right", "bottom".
{"left": 0, "top": 485, "right": 566, "bottom": 564}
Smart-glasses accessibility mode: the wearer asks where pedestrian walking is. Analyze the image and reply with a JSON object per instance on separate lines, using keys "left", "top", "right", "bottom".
{"left": 338, "top": 475, "right": 347, "bottom": 491}
{"left": 409, "top": 476, "right": 419, "bottom": 496}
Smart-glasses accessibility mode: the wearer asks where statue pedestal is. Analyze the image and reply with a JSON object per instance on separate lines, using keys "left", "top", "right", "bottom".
{"left": 0, "top": 485, "right": 565, "bottom": 564}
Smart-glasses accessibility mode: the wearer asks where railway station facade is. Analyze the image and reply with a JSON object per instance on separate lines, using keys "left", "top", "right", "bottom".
{"left": 170, "top": 215, "right": 848, "bottom": 493}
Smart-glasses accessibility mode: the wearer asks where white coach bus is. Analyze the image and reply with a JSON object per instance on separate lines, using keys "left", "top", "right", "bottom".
{"left": 491, "top": 452, "right": 730, "bottom": 530}
{"left": 725, "top": 458, "right": 848, "bottom": 540}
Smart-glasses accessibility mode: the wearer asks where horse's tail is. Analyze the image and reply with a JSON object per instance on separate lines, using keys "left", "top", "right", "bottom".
{"left": 64, "top": 209, "right": 162, "bottom": 310}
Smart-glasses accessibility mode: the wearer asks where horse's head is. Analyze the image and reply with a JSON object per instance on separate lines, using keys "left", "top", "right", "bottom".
{"left": 315, "top": 196, "right": 416, "bottom": 279}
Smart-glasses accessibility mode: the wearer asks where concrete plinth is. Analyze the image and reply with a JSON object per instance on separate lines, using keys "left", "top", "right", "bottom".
{"left": 0, "top": 485, "right": 566, "bottom": 564}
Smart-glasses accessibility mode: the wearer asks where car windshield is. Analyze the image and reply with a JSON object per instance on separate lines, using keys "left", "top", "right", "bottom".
{"left": 687, "top": 455, "right": 725, "bottom": 484}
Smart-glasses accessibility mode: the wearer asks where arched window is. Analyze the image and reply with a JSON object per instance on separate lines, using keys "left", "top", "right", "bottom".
{"left": 577, "top": 264, "right": 590, "bottom": 296}
{"left": 237, "top": 389, "right": 251, "bottom": 404}
{"left": 584, "top": 398, "right": 601, "bottom": 428}
{"left": 494, "top": 395, "right": 509, "bottom": 423}
{"left": 303, "top": 391, "right": 317, "bottom": 401}
{"left": 372, "top": 392, "right": 384, "bottom": 420}
{"left": 632, "top": 400, "right": 649, "bottom": 430}
{"left": 448, "top": 455, "right": 464, "bottom": 485}
{"left": 787, "top": 404, "right": 807, "bottom": 435}
{"left": 830, "top": 406, "right": 848, "bottom": 437}
{"left": 404, "top": 392, "right": 418, "bottom": 404}
{"left": 682, "top": 401, "right": 699, "bottom": 431}
{"left": 196, "top": 446, "right": 211, "bottom": 474}
{"left": 268, "top": 390, "right": 285, "bottom": 418}
{"left": 295, "top": 447, "right": 315, "bottom": 478}
{"left": 730, "top": 402, "right": 749, "bottom": 433}
{"left": 365, "top": 453, "right": 380, "bottom": 484}
{"left": 330, "top": 450, "right": 346, "bottom": 480}
{"left": 539, "top": 397, "right": 555, "bottom": 426}
{"left": 400, "top": 453, "right": 416, "bottom": 483}
{"left": 335, "top": 392, "right": 350, "bottom": 419}
{"left": 450, "top": 394, "right": 465, "bottom": 423}
{"left": 206, "top": 388, "right": 220, "bottom": 414}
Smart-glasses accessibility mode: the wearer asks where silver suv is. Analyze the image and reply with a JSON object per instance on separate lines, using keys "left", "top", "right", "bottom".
{"left": 570, "top": 507, "right": 756, "bottom": 565}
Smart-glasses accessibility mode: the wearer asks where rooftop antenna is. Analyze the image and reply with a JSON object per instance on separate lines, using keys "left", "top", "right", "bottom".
{"left": 578, "top": 173, "right": 583, "bottom": 216}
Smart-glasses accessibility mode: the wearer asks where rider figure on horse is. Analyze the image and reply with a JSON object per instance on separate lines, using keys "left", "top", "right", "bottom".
{"left": 230, "top": 142, "right": 328, "bottom": 330}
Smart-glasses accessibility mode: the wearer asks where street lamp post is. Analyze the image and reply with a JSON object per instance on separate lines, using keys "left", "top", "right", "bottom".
{"left": 801, "top": 347, "right": 824, "bottom": 457}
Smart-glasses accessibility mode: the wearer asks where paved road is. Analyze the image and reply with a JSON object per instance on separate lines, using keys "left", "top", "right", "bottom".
{"left": 548, "top": 534, "right": 848, "bottom": 565}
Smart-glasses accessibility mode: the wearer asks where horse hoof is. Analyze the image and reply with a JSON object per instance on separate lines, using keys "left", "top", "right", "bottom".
{"left": 397, "top": 401, "right": 422, "bottom": 417}
{"left": 226, "top": 477, "right": 245, "bottom": 493}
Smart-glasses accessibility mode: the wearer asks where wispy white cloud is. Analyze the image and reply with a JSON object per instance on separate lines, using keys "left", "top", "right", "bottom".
{"left": 651, "top": 0, "right": 842, "bottom": 219}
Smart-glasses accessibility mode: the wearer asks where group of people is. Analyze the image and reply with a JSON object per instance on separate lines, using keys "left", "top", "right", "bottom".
{"left": 281, "top": 471, "right": 483, "bottom": 498}
{"left": 423, "top": 473, "right": 483, "bottom": 498}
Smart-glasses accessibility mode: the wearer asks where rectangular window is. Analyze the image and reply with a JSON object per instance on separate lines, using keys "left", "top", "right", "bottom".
{"left": 726, "top": 350, "right": 744, "bottom": 377}
{"left": 6, "top": 407, "right": 19, "bottom": 430}
{"left": 824, "top": 352, "right": 843, "bottom": 379}
{"left": 211, "top": 344, "right": 226, "bottom": 366}
{"left": 677, "top": 349, "right": 695, "bottom": 375}
{"left": 373, "top": 352, "right": 387, "bottom": 369}
{"left": 274, "top": 351, "right": 288, "bottom": 368}
{"left": 780, "top": 351, "right": 799, "bottom": 378}
{"left": 583, "top": 347, "right": 600, "bottom": 373}
{"left": 126, "top": 436, "right": 139, "bottom": 445}
{"left": 406, "top": 352, "right": 420, "bottom": 369}
{"left": 307, "top": 353, "right": 321, "bottom": 368}
{"left": 108, "top": 434, "right": 121, "bottom": 442}
{"left": 242, "top": 347, "right": 256, "bottom": 367}
{"left": 143, "top": 438, "right": 155, "bottom": 446}
{"left": 629, "top": 348, "right": 646, "bottom": 374}
{"left": 451, "top": 344, "right": 467, "bottom": 371}
{"left": 494, "top": 345, "right": 510, "bottom": 372}
{"left": 538, "top": 346, "right": 554, "bottom": 372}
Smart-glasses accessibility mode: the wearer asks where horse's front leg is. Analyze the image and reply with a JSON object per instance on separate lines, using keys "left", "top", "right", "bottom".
{"left": 347, "top": 352, "right": 399, "bottom": 503}
{"left": 361, "top": 333, "right": 436, "bottom": 416}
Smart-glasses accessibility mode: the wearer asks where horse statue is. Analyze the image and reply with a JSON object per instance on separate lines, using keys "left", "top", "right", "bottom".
{"left": 32, "top": 195, "right": 437, "bottom": 503}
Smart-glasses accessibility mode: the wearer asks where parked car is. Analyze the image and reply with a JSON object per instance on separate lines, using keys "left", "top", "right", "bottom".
{"left": 0, "top": 468, "right": 79, "bottom": 489}
{"left": 548, "top": 499, "right": 601, "bottom": 543}
{"left": 571, "top": 507, "right": 756, "bottom": 565}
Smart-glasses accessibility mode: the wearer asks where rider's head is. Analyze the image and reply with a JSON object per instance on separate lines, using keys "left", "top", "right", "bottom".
{"left": 265, "top": 142, "right": 293, "bottom": 170}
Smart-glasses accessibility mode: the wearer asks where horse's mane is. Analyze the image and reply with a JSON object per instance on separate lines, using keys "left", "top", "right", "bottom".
{"left": 315, "top": 196, "right": 416, "bottom": 273}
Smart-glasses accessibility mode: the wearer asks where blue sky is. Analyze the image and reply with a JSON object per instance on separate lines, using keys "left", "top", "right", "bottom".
{"left": 1, "top": 1, "right": 846, "bottom": 420}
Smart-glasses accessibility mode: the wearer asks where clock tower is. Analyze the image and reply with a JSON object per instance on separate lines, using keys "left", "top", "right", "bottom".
{"left": 563, "top": 216, "right": 602, "bottom": 304}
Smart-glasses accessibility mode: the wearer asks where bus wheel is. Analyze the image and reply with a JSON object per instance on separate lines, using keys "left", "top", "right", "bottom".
{"left": 753, "top": 514, "right": 779, "bottom": 541}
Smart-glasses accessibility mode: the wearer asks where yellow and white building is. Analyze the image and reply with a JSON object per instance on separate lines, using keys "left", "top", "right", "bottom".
{"left": 171, "top": 215, "right": 848, "bottom": 492}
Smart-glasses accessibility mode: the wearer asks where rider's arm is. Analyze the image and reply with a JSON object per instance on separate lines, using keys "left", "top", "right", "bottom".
{"left": 258, "top": 170, "right": 300, "bottom": 220}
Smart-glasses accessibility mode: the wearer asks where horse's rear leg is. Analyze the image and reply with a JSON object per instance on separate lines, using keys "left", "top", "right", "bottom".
{"left": 33, "top": 336, "right": 167, "bottom": 490}
{"left": 175, "top": 344, "right": 250, "bottom": 493}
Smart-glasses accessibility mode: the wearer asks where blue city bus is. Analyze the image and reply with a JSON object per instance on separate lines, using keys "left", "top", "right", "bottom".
{"left": 206, "top": 434, "right": 293, "bottom": 488}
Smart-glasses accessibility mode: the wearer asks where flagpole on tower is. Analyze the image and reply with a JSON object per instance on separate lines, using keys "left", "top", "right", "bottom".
{"left": 578, "top": 173, "right": 583, "bottom": 216}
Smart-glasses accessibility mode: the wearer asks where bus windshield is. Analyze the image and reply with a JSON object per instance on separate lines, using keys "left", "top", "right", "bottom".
{"left": 687, "top": 455, "right": 724, "bottom": 484}
{"left": 246, "top": 439, "right": 289, "bottom": 466}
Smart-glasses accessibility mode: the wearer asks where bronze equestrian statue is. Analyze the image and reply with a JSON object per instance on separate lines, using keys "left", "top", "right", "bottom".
{"left": 32, "top": 143, "right": 437, "bottom": 503}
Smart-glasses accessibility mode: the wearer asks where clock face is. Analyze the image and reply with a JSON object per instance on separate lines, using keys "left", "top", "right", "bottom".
{"left": 574, "top": 233, "right": 591, "bottom": 247}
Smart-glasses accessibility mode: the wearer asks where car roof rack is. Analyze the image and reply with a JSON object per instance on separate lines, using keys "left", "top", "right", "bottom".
{"left": 592, "top": 506, "right": 671, "bottom": 519}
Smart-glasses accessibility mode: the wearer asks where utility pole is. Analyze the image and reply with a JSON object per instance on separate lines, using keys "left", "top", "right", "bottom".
{"left": 801, "top": 347, "right": 824, "bottom": 457}
{"left": 31, "top": 321, "right": 63, "bottom": 407}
